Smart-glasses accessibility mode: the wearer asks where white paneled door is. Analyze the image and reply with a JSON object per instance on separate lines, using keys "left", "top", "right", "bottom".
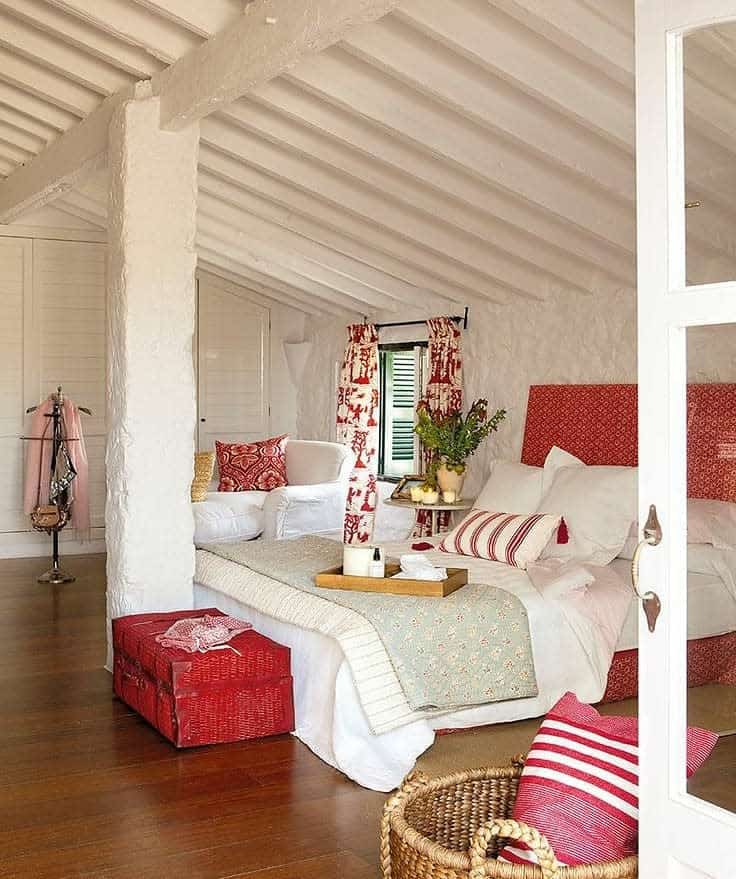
{"left": 197, "top": 278, "right": 270, "bottom": 452}
{"left": 0, "top": 237, "right": 31, "bottom": 532}
{"left": 636, "top": 1, "right": 736, "bottom": 876}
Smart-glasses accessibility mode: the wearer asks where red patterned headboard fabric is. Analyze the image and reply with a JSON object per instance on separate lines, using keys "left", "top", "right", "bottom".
{"left": 521, "top": 384, "right": 736, "bottom": 502}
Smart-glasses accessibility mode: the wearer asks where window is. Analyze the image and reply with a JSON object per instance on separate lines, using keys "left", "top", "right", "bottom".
{"left": 378, "top": 343, "right": 427, "bottom": 480}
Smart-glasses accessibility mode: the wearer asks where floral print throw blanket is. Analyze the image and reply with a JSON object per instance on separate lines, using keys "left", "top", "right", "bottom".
{"left": 202, "top": 536, "right": 538, "bottom": 714}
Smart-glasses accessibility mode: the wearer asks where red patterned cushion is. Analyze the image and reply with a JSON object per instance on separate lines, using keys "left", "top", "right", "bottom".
{"left": 438, "top": 509, "right": 560, "bottom": 570}
{"left": 499, "top": 692, "right": 718, "bottom": 868}
{"left": 215, "top": 436, "right": 288, "bottom": 492}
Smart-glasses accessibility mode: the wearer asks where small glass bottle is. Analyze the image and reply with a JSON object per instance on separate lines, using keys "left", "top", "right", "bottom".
{"left": 369, "top": 546, "right": 385, "bottom": 578}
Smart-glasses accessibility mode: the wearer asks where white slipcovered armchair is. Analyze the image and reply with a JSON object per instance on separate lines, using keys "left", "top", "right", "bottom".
{"left": 193, "top": 440, "right": 354, "bottom": 545}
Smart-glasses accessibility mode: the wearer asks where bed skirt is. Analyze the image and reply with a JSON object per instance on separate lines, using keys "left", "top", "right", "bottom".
{"left": 601, "top": 631, "right": 736, "bottom": 703}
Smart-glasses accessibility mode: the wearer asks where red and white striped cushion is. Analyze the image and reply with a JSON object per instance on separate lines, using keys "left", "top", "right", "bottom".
{"left": 499, "top": 692, "right": 718, "bottom": 868}
{"left": 438, "top": 509, "right": 561, "bottom": 569}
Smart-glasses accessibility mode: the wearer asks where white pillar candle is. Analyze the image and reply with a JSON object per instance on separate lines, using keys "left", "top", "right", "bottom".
{"left": 442, "top": 489, "right": 457, "bottom": 504}
{"left": 423, "top": 489, "right": 439, "bottom": 505}
{"left": 343, "top": 544, "right": 373, "bottom": 576}
{"left": 410, "top": 486, "right": 424, "bottom": 502}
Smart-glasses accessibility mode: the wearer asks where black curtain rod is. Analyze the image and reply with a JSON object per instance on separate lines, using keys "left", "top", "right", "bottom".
{"left": 373, "top": 306, "right": 468, "bottom": 331}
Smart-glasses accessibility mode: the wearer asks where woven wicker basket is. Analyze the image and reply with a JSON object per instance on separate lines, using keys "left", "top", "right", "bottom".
{"left": 191, "top": 451, "right": 215, "bottom": 502}
{"left": 380, "top": 758, "right": 638, "bottom": 879}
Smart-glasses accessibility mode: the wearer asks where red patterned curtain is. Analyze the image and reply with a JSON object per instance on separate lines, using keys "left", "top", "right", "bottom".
{"left": 414, "top": 316, "right": 463, "bottom": 538}
{"left": 336, "top": 323, "right": 379, "bottom": 543}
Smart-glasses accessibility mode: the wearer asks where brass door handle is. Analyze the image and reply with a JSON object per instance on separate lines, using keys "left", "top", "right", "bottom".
{"left": 630, "top": 504, "right": 663, "bottom": 633}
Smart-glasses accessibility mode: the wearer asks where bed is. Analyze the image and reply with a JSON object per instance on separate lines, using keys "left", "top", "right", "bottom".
{"left": 521, "top": 383, "right": 736, "bottom": 701}
{"left": 193, "top": 383, "right": 736, "bottom": 791}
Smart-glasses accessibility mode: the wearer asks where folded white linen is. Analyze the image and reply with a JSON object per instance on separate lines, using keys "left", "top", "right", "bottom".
{"left": 392, "top": 553, "right": 447, "bottom": 581}
{"left": 526, "top": 559, "right": 594, "bottom": 599}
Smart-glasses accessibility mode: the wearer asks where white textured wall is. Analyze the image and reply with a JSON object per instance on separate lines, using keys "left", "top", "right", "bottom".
{"left": 298, "top": 289, "right": 736, "bottom": 499}
{"left": 106, "top": 92, "right": 199, "bottom": 623}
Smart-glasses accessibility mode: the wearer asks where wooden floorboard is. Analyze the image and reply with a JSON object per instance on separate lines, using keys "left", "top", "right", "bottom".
{"left": 1, "top": 553, "right": 734, "bottom": 878}
{"left": 0, "top": 555, "right": 383, "bottom": 879}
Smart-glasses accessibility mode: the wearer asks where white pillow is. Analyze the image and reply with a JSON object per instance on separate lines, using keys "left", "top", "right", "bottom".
{"left": 193, "top": 492, "right": 266, "bottom": 544}
{"left": 688, "top": 498, "right": 736, "bottom": 550}
{"left": 542, "top": 445, "right": 584, "bottom": 492}
{"left": 537, "top": 464, "right": 637, "bottom": 565}
{"left": 475, "top": 460, "right": 544, "bottom": 514}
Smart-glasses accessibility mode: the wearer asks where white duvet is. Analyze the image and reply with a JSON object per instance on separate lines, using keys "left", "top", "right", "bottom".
{"left": 194, "top": 539, "right": 632, "bottom": 791}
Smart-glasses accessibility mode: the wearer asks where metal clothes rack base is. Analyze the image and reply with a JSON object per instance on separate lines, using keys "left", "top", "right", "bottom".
{"left": 38, "top": 529, "right": 75, "bottom": 584}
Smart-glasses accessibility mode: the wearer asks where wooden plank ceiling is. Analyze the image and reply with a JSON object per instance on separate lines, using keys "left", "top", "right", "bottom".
{"left": 0, "top": 0, "right": 734, "bottom": 316}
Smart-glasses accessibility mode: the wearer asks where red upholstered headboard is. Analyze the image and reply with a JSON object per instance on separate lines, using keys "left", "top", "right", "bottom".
{"left": 521, "top": 383, "right": 736, "bottom": 502}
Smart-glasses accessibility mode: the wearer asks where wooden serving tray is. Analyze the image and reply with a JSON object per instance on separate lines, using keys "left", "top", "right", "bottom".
{"left": 314, "top": 562, "right": 468, "bottom": 597}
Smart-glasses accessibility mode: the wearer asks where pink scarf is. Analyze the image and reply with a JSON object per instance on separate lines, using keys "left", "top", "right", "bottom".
{"left": 23, "top": 396, "right": 91, "bottom": 541}
{"left": 155, "top": 615, "right": 252, "bottom": 653}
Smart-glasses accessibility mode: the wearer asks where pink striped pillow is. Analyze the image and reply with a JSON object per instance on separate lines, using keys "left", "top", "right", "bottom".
{"left": 499, "top": 692, "right": 718, "bottom": 868}
{"left": 438, "top": 509, "right": 560, "bottom": 569}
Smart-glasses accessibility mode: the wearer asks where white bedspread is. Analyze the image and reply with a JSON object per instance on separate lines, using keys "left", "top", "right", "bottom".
{"left": 194, "top": 539, "right": 631, "bottom": 791}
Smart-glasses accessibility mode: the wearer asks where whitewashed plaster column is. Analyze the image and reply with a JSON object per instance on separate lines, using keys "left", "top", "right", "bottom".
{"left": 105, "top": 83, "right": 199, "bottom": 636}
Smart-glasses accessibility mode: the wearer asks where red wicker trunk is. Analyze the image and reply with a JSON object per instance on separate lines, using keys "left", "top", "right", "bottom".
{"left": 113, "top": 608, "right": 294, "bottom": 747}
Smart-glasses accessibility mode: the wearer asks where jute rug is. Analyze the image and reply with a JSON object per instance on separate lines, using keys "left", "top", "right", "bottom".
{"left": 416, "top": 684, "right": 736, "bottom": 778}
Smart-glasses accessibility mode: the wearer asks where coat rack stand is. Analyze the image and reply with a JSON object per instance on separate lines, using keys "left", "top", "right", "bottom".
{"left": 22, "top": 386, "right": 92, "bottom": 586}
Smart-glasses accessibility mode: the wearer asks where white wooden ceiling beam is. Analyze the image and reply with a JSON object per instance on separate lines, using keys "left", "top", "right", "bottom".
{"left": 208, "top": 103, "right": 630, "bottom": 291}
{"left": 395, "top": 0, "right": 633, "bottom": 150}
{"left": 198, "top": 207, "right": 402, "bottom": 313}
{"left": 0, "top": 44, "right": 99, "bottom": 116}
{"left": 0, "top": 9, "right": 132, "bottom": 95}
{"left": 0, "top": 0, "right": 162, "bottom": 79}
{"left": 197, "top": 261, "right": 329, "bottom": 316}
{"left": 54, "top": 195, "right": 108, "bottom": 229}
{"left": 0, "top": 137, "right": 32, "bottom": 166}
{"left": 0, "top": 82, "right": 76, "bottom": 132}
{"left": 0, "top": 101, "right": 59, "bottom": 144}
{"left": 198, "top": 219, "right": 400, "bottom": 316}
{"left": 131, "top": 0, "right": 243, "bottom": 38}
{"left": 42, "top": 0, "right": 197, "bottom": 63}
{"left": 220, "top": 95, "right": 632, "bottom": 289}
{"left": 0, "top": 120, "right": 45, "bottom": 154}
{"left": 0, "top": 0, "right": 399, "bottom": 223}
{"left": 691, "top": 26, "right": 736, "bottom": 68}
{"left": 490, "top": 0, "right": 634, "bottom": 88}
{"left": 198, "top": 160, "right": 494, "bottom": 307}
{"left": 202, "top": 123, "right": 511, "bottom": 299}
{"left": 198, "top": 189, "right": 456, "bottom": 313}
{"left": 198, "top": 140, "right": 544, "bottom": 303}
{"left": 0, "top": 87, "right": 131, "bottom": 223}
{"left": 198, "top": 251, "right": 347, "bottom": 317}
{"left": 281, "top": 48, "right": 635, "bottom": 253}
{"left": 340, "top": 16, "right": 634, "bottom": 201}
{"left": 58, "top": 189, "right": 108, "bottom": 223}
{"left": 684, "top": 44, "right": 736, "bottom": 154}
{"left": 197, "top": 230, "right": 380, "bottom": 315}
{"left": 153, "top": 0, "right": 402, "bottom": 130}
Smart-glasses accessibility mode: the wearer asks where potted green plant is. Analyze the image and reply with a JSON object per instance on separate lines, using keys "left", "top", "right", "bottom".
{"left": 414, "top": 398, "right": 506, "bottom": 498}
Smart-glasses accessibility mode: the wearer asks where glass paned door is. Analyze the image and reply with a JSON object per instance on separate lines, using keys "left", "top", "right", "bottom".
{"left": 637, "top": 1, "right": 736, "bottom": 875}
